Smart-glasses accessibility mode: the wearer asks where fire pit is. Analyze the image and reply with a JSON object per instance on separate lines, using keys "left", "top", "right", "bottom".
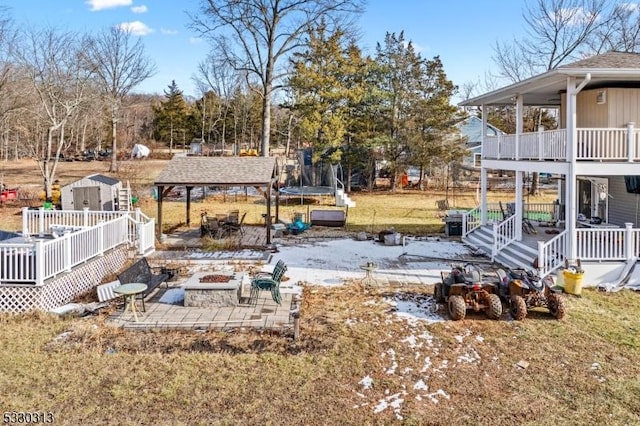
{"left": 183, "top": 272, "right": 244, "bottom": 307}
{"left": 199, "top": 274, "right": 233, "bottom": 283}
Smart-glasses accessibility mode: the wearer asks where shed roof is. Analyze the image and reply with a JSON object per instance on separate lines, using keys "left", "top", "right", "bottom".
{"left": 88, "top": 174, "right": 120, "bottom": 186}
{"left": 154, "top": 156, "right": 278, "bottom": 186}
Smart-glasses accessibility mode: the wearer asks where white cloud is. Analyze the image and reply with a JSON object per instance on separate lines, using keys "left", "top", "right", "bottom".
{"left": 117, "top": 21, "right": 153, "bottom": 36}
{"left": 189, "top": 37, "right": 203, "bottom": 45}
{"left": 86, "top": 0, "right": 132, "bottom": 11}
{"left": 161, "top": 28, "right": 178, "bottom": 35}
{"left": 131, "top": 5, "right": 148, "bottom": 14}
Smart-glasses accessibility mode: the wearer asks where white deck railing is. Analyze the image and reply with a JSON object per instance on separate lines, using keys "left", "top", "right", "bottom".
{"left": 576, "top": 224, "right": 635, "bottom": 261}
{"left": 0, "top": 208, "right": 156, "bottom": 285}
{"left": 484, "top": 126, "right": 640, "bottom": 162}
{"left": 1, "top": 215, "right": 130, "bottom": 285}
{"left": 462, "top": 206, "right": 481, "bottom": 236}
{"left": 492, "top": 214, "right": 517, "bottom": 259}
{"left": 537, "top": 231, "right": 568, "bottom": 277}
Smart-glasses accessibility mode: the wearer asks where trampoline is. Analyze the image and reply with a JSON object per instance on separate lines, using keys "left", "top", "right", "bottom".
{"left": 279, "top": 185, "right": 335, "bottom": 196}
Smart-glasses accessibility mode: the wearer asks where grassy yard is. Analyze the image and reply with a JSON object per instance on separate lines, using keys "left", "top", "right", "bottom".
{"left": 138, "top": 188, "right": 556, "bottom": 236}
{"left": 1, "top": 284, "right": 639, "bottom": 425}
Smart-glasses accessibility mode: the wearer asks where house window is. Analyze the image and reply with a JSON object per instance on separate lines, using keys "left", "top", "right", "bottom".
{"left": 474, "top": 153, "right": 482, "bottom": 168}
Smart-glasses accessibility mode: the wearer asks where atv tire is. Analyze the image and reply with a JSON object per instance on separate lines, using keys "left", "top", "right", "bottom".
{"left": 509, "top": 295, "right": 527, "bottom": 320}
{"left": 448, "top": 295, "right": 466, "bottom": 321}
{"left": 547, "top": 293, "right": 566, "bottom": 319}
{"left": 434, "top": 283, "right": 445, "bottom": 304}
{"left": 485, "top": 294, "right": 503, "bottom": 320}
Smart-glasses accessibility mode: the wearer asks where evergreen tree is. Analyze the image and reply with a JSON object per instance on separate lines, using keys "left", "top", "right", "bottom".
{"left": 153, "top": 80, "right": 189, "bottom": 152}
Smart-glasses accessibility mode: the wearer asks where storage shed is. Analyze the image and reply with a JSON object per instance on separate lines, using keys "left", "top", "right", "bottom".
{"left": 61, "top": 174, "right": 123, "bottom": 211}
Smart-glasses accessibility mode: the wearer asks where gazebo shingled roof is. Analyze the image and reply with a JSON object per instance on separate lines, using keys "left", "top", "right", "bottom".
{"left": 153, "top": 156, "right": 280, "bottom": 246}
{"left": 154, "top": 156, "right": 277, "bottom": 186}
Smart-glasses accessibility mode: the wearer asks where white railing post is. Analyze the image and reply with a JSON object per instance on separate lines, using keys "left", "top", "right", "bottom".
{"left": 35, "top": 240, "right": 44, "bottom": 286}
{"left": 492, "top": 222, "right": 498, "bottom": 260}
{"left": 537, "top": 241, "right": 545, "bottom": 275}
{"left": 22, "top": 207, "right": 29, "bottom": 236}
{"left": 627, "top": 122, "right": 635, "bottom": 162}
{"left": 97, "top": 221, "right": 105, "bottom": 256}
{"left": 38, "top": 207, "right": 45, "bottom": 237}
{"left": 462, "top": 213, "right": 468, "bottom": 237}
{"left": 83, "top": 207, "right": 89, "bottom": 227}
{"left": 625, "top": 222, "right": 634, "bottom": 260}
{"left": 135, "top": 207, "right": 141, "bottom": 222}
{"left": 538, "top": 126, "right": 545, "bottom": 160}
{"left": 137, "top": 222, "right": 144, "bottom": 255}
{"left": 64, "top": 234, "right": 72, "bottom": 272}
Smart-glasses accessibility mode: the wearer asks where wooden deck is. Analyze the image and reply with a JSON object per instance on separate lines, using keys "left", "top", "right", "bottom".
{"left": 162, "top": 225, "right": 269, "bottom": 250}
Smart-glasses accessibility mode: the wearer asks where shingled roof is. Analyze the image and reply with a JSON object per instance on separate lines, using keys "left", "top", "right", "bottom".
{"left": 560, "top": 51, "right": 640, "bottom": 70}
{"left": 154, "top": 156, "right": 277, "bottom": 186}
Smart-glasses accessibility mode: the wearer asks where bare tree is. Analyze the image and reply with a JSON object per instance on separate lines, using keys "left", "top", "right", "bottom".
{"left": 589, "top": 3, "right": 640, "bottom": 53}
{"left": 190, "top": 0, "right": 364, "bottom": 157}
{"left": 493, "top": 0, "right": 611, "bottom": 83}
{"left": 14, "top": 27, "right": 94, "bottom": 199}
{"left": 84, "top": 26, "right": 155, "bottom": 171}
{"left": 194, "top": 53, "right": 242, "bottom": 151}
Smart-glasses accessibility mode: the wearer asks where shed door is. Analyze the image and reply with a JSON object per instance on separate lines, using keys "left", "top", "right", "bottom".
{"left": 72, "top": 186, "right": 101, "bottom": 211}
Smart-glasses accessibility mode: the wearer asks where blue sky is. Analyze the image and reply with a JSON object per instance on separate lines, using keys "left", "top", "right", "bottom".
{"left": 7, "top": 0, "right": 528, "bottom": 100}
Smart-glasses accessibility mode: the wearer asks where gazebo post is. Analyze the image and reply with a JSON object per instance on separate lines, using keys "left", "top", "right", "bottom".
{"left": 275, "top": 181, "right": 280, "bottom": 223}
{"left": 266, "top": 183, "right": 272, "bottom": 245}
{"left": 156, "top": 185, "right": 164, "bottom": 239}
{"left": 186, "top": 186, "right": 193, "bottom": 226}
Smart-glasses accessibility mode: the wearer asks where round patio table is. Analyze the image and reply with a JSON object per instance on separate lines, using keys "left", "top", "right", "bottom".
{"left": 114, "top": 283, "right": 148, "bottom": 322}
{"left": 360, "top": 263, "right": 378, "bottom": 288}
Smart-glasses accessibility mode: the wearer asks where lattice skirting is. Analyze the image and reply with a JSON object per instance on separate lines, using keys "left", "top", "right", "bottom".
{"left": 0, "top": 247, "right": 129, "bottom": 313}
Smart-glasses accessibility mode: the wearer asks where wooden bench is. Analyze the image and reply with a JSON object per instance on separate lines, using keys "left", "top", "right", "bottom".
{"left": 117, "top": 257, "right": 169, "bottom": 312}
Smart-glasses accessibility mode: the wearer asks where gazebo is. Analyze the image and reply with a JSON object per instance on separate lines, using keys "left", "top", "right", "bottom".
{"left": 153, "top": 156, "right": 281, "bottom": 245}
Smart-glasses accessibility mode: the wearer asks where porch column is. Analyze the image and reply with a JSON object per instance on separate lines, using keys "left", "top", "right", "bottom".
{"left": 515, "top": 94, "right": 523, "bottom": 160}
{"left": 627, "top": 122, "right": 635, "bottom": 162}
{"left": 481, "top": 168, "right": 488, "bottom": 225}
{"left": 565, "top": 76, "right": 578, "bottom": 260}
{"left": 481, "top": 104, "right": 488, "bottom": 226}
{"left": 515, "top": 171, "right": 523, "bottom": 240}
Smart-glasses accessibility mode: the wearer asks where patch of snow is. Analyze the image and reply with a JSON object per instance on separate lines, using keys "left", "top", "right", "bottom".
{"left": 386, "top": 295, "right": 446, "bottom": 325}
{"left": 413, "top": 379, "right": 428, "bottom": 391}
{"left": 456, "top": 348, "right": 481, "bottom": 364}
{"left": 359, "top": 376, "right": 373, "bottom": 390}
{"left": 158, "top": 288, "right": 184, "bottom": 304}
{"left": 420, "top": 356, "right": 432, "bottom": 373}
{"left": 401, "top": 335, "right": 419, "bottom": 348}
{"left": 425, "top": 389, "right": 450, "bottom": 404}
{"left": 373, "top": 400, "right": 388, "bottom": 414}
{"left": 271, "top": 238, "right": 474, "bottom": 286}
{"left": 476, "top": 335, "right": 485, "bottom": 343}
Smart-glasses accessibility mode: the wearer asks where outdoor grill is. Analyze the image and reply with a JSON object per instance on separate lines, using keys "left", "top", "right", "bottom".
{"left": 443, "top": 210, "right": 465, "bottom": 237}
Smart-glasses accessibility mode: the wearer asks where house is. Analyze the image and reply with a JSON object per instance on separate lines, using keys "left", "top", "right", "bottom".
{"left": 456, "top": 115, "right": 504, "bottom": 169}
{"left": 459, "top": 51, "right": 640, "bottom": 286}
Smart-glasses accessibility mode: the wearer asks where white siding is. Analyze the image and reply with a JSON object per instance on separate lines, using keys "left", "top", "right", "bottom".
{"left": 608, "top": 176, "right": 640, "bottom": 227}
